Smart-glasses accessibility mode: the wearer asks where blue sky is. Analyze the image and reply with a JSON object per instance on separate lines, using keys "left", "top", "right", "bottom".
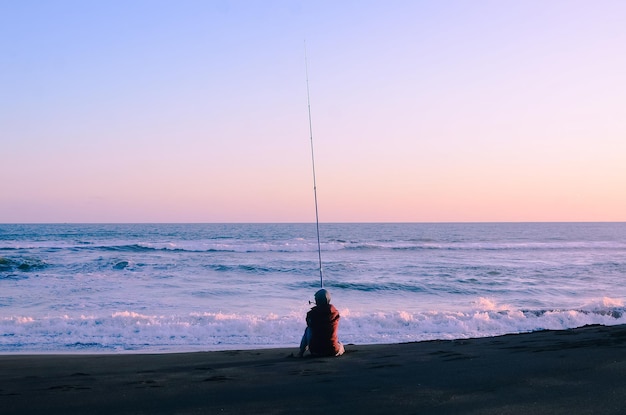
{"left": 2, "top": 0, "right": 625, "bottom": 222}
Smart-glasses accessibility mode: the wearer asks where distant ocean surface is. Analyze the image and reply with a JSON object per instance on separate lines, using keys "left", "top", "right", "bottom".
{"left": 1, "top": 223, "right": 626, "bottom": 353}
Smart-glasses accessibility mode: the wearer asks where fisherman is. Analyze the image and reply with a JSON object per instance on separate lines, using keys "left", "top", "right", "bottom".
{"left": 298, "top": 289, "right": 345, "bottom": 357}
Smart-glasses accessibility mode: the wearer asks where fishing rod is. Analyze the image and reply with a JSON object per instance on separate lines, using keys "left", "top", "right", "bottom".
{"left": 304, "top": 42, "right": 324, "bottom": 289}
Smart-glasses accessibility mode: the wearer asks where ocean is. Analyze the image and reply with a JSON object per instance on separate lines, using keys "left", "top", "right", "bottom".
{"left": 1, "top": 222, "right": 625, "bottom": 353}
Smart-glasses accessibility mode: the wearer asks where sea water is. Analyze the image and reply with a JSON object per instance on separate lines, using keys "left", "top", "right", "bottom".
{"left": 1, "top": 223, "right": 625, "bottom": 353}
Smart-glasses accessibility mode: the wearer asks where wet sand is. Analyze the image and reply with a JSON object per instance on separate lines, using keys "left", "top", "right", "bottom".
{"left": 2, "top": 324, "right": 626, "bottom": 414}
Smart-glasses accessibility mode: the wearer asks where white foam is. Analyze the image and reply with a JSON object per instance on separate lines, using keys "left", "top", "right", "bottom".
{"left": 2, "top": 298, "right": 625, "bottom": 353}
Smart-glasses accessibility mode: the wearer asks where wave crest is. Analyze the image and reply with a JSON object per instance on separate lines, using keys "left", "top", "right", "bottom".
{"left": 2, "top": 300, "right": 625, "bottom": 353}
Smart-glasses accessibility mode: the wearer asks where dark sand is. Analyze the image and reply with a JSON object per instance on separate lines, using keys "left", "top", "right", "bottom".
{"left": 2, "top": 324, "right": 626, "bottom": 414}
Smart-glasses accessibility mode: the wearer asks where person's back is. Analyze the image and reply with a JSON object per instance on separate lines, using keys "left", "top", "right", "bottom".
{"left": 298, "top": 289, "right": 344, "bottom": 357}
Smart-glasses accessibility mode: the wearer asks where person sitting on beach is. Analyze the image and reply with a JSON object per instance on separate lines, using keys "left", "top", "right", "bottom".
{"left": 298, "top": 289, "right": 345, "bottom": 357}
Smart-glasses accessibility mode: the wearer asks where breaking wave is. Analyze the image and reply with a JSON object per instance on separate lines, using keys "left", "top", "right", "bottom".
{"left": 2, "top": 298, "right": 625, "bottom": 353}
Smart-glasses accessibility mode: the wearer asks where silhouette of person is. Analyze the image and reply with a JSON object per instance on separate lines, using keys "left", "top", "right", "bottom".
{"left": 298, "top": 289, "right": 344, "bottom": 357}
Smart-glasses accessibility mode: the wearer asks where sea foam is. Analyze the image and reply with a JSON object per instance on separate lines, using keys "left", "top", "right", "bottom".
{"left": 2, "top": 297, "right": 625, "bottom": 353}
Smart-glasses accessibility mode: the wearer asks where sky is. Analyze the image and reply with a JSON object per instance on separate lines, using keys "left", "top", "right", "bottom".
{"left": 1, "top": 0, "right": 625, "bottom": 223}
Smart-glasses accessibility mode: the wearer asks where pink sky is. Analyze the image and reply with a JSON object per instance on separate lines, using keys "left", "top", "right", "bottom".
{"left": 2, "top": 1, "right": 625, "bottom": 223}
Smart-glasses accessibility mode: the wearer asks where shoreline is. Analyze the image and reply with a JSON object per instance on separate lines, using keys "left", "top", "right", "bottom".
{"left": 2, "top": 324, "right": 626, "bottom": 414}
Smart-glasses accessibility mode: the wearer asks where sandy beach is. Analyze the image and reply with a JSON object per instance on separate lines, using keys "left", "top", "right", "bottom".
{"left": 2, "top": 324, "right": 626, "bottom": 414}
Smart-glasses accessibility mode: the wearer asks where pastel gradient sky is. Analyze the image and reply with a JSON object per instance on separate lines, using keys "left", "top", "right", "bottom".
{"left": 2, "top": 1, "right": 625, "bottom": 223}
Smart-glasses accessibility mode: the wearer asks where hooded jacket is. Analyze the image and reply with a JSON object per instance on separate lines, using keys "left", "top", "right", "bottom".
{"left": 306, "top": 304, "right": 342, "bottom": 356}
